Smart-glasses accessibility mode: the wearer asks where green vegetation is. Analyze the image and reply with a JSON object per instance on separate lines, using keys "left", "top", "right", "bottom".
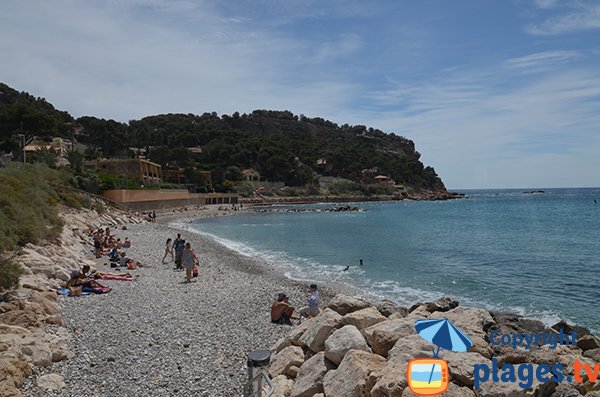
{"left": 0, "top": 162, "right": 103, "bottom": 290}
{"left": 0, "top": 260, "right": 23, "bottom": 291}
{"left": 0, "top": 163, "right": 66, "bottom": 252}
{"left": 0, "top": 83, "right": 448, "bottom": 194}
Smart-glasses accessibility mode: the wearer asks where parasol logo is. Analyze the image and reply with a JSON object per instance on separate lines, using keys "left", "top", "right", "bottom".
{"left": 407, "top": 318, "right": 473, "bottom": 396}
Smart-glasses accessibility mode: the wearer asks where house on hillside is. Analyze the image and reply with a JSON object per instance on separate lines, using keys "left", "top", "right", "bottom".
{"left": 242, "top": 168, "right": 261, "bottom": 182}
{"left": 85, "top": 158, "right": 162, "bottom": 186}
{"left": 24, "top": 137, "right": 73, "bottom": 158}
{"left": 374, "top": 175, "right": 395, "bottom": 185}
{"left": 188, "top": 147, "right": 203, "bottom": 154}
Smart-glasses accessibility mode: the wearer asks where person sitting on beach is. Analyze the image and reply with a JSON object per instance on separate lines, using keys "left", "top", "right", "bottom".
{"left": 299, "top": 284, "right": 320, "bottom": 319}
{"left": 181, "top": 242, "right": 197, "bottom": 283}
{"left": 271, "top": 293, "right": 298, "bottom": 325}
{"left": 108, "top": 248, "right": 119, "bottom": 262}
{"left": 66, "top": 265, "right": 97, "bottom": 289}
{"left": 119, "top": 251, "right": 129, "bottom": 268}
{"left": 122, "top": 237, "right": 131, "bottom": 248}
{"left": 162, "top": 238, "right": 174, "bottom": 263}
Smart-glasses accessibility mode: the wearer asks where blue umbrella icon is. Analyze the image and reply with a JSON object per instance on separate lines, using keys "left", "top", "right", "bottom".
{"left": 415, "top": 318, "right": 473, "bottom": 383}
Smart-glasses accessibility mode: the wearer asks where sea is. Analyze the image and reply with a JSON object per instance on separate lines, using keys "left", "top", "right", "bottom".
{"left": 182, "top": 188, "right": 600, "bottom": 334}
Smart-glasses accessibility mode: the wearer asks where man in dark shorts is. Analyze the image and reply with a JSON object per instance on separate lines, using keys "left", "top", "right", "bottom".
{"left": 173, "top": 234, "right": 185, "bottom": 269}
{"left": 271, "top": 293, "right": 298, "bottom": 325}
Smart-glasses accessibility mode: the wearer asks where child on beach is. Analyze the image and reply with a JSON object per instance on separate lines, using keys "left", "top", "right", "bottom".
{"left": 162, "top": 238, "right": 174, "bottom": 263}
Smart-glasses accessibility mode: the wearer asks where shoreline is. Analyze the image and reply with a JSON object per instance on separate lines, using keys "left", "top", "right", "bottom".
{"left": 19, "top": 213, "right": 357, "bottom": 396}
{"left": 11, "top": 204, "right": 599, "bottom": 396}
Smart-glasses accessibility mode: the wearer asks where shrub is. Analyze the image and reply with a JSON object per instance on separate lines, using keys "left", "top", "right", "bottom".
{"left": 94, "top": 201, "right": 105, "bottom": 214}
{"left": 0, "top": 162, "right": 66, "bottom": 252}
{"left": 328, "top": 179, "right": 362, "bottom": 195}
{"left": 0, "top": 261, "right": 23, "bottom": 291}
{"left": 234, "top": 181, "right": 254, "bottom": 197}
{"left": 78, "top": 194, "right": 93, "bottom": 209}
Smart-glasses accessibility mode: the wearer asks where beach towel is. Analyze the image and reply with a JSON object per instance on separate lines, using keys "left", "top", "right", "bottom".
{"left": 82, "top": 286, "right": 112, "bottom": 294}
{"left": 56, "top": 288, "right": 91, "bottom": 297}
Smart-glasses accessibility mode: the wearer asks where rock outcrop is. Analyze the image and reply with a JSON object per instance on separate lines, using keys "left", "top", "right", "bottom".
{"left": 0, "top": 204, "right": 142, "bottom": 397}
{"left": 268, "top": 295, "right": 599, "bottom": 397}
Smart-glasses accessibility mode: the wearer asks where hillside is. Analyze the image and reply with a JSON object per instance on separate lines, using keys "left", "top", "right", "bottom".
{"left": 0, "top": 83, "right": 448, "bottom": 194}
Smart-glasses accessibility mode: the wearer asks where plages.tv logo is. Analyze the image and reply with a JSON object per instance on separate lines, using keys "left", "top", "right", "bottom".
{"left": 407, "top": 318, "right": 473, "bottom": 396}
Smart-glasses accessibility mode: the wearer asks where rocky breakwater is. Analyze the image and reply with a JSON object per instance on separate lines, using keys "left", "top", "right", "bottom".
{"left": 0, "top": 205, "right": 142, "bottom": 397}
{"left": 268, "top": 295, "right": 600, "bottom": 397}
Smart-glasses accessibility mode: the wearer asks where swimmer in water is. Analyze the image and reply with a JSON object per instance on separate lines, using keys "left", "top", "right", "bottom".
{"left": 359, "top": 259, "right": 364, "bottom": 266}
{"left": 342, "top": 265, "right": 350, "bottom": 272}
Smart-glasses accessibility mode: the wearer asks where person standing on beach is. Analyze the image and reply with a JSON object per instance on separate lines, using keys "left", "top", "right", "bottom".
{"left": 181, "top": 242, "right": 197, "bottom": 283}
{"left": 162, "top": 238, "right": 174, "bottom": 263}
{"left": 173, "top": 234, "right": 185, "bottom": 269}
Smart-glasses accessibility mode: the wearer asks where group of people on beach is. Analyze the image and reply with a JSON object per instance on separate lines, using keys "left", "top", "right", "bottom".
{"left": 163, "top": 233, "right": 199, "bottom": 283}
{"left": 90, "top": 227, "right": 131, "bottom": 258}
{"left": 270, "top": 283, "right": 320, "bottom": 325}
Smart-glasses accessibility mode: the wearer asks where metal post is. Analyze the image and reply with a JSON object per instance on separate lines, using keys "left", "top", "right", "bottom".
{"left": 245, "top": 349, "right": 271, "bottom": 397}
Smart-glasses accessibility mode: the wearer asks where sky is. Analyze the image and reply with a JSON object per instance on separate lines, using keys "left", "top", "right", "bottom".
{"left": 1, "top": 0, "right": 599, "bottom": 189}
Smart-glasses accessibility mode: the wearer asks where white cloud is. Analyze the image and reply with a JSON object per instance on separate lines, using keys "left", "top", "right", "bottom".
{"left": 0, "top": 0, "right": 358, "bottom": 121}
{"left": 504, "top": 50, "right": 582, "bottom": 69}
{"left": 532, "top": 0, "right": 562, "bottom": 9}
{"left": 312, "top": 34, "right": 364, "bottom": 63}
{"left": 360, "top": 67, "right": 600, "bottom": 189}
{"left": 527, "top": 2, "right": 600, "bottom": 35}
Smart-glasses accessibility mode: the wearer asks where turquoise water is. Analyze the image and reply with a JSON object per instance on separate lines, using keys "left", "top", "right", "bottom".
{"left": 187, "top": 189, "right": 600, "bottom": 333}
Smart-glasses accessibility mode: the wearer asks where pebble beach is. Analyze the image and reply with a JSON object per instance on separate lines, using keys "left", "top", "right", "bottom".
{"left": 20, "top": 213, "right": 344, "bottom": 397}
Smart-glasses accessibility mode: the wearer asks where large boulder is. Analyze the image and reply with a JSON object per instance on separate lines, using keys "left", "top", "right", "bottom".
{"left": 370, "top": 352, "right": 412, "bottom": 397}
{"left": 271, "top": 375, "right": 294, "bottom": 397}
{"left": 298, "top": 308, "right": 342, "bottom": 353}
{"left": 430, "top": 308, "right": 495, "bottom": 358}
{"left": 388, "top": 334, "right": 437, "bottom": 360}
{"left": 290, "top": 352, "right": 335, "bottom": 397}
{"left": 269, "top": 346, "right": 305, "bottom": 378}
{"left": 341, "top": 307, "right": 387, "bottom": 330}
{"left": 287, "top": 317, "right": 314, "bottom": 347}
{"left": 271, "top": 337, "right": 292, "bottom": 354}
{"left": 324, "top": 325, "right": 371, "bottom": 365}
{"left": 443, "top": 351, "right": 491, "bottom": 386}
{"left": 374, "top": 300, "right": 408, "bottom": 318}
{"left": 327, "top": 295, "right": 371, "bottom": 316}
{"left": 552, "top": 320, "right": 593, "bottom": 338}
{"left": 425, "top": 296, "right": 459, "bottom": 313}
{"left": 363, "top": 318, "right": 416, "bottom": 357}
{"left": 576, "top": 335, "right": 600, "bottom": 352}
{"left": 323, "top": 350, "right": 386, "bottom": 397}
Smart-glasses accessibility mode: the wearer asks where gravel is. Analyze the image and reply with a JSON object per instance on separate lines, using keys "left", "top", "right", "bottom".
{"left": 21, "top": 219, "right": 345, "bottom": 397}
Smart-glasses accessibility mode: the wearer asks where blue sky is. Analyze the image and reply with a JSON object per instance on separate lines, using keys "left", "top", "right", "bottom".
{"left": 1, "top": 0, "right": 599, "bottom": 189}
